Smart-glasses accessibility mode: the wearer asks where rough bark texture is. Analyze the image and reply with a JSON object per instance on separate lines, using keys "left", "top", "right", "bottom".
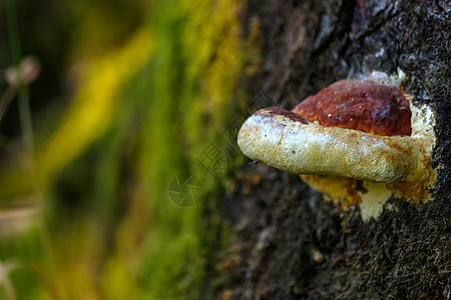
{"left": 215, "top": 0, "right": 450, "bottom": 299}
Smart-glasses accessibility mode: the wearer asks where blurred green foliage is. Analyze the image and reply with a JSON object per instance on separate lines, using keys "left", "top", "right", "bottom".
{"left": 0, "top": 0, "right": 246, "bottom": 298}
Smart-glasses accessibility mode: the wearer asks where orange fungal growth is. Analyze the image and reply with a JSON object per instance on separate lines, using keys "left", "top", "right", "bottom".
{"left": 237, "top": 76, "right": 436, "bottom": 219}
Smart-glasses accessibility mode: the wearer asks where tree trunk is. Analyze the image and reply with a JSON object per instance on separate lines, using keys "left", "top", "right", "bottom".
{"left": 214, "top": 0, "right": 450, "bottom": 298}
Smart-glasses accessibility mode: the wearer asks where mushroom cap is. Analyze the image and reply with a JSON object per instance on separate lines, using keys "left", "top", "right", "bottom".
{"left": 291, "top": 79, "right": 412, "bottom": 136}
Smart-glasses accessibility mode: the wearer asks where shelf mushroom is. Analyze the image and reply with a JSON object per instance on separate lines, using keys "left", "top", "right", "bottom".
{"left": 237, "top": 79, "right": 436, "bottom": 219}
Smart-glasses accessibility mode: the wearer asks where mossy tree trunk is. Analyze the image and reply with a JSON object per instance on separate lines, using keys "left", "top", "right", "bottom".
{"left": 211, "top": 0, "right": 450, "bottom": 298}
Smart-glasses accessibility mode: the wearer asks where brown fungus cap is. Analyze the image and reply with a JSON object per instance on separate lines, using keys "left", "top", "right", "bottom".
{"left": 292, "top": 79, "right": 412, "bottom": 136}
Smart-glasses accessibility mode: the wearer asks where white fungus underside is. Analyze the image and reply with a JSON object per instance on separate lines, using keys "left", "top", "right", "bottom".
{"left": 237, "top": 103, "right": 435, "bottom": 221}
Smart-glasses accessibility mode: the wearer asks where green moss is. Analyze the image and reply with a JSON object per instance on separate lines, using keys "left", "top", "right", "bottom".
{"left": 0, "top": 0, "right": 245, "bottom": 297}
{"left": 133, "top": 1, "right": 244, "bottom": 297}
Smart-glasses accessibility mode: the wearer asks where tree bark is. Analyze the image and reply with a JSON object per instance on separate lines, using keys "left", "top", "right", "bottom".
{"left": 215, "top": 0, "right": 450, "bottom": 298}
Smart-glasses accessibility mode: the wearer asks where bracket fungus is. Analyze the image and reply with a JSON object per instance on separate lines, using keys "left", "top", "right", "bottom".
{"left": 238, "top": 78, "right": 436, "bottom": 219}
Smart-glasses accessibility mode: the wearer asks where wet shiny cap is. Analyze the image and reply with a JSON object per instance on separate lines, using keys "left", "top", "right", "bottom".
{"left": 291, "top": 79, "right": 412, "bottom": 136}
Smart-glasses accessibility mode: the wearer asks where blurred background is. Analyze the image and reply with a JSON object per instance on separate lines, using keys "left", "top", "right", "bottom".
{"left": 0, "top": 0, "right": 248, "bottom": 298}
